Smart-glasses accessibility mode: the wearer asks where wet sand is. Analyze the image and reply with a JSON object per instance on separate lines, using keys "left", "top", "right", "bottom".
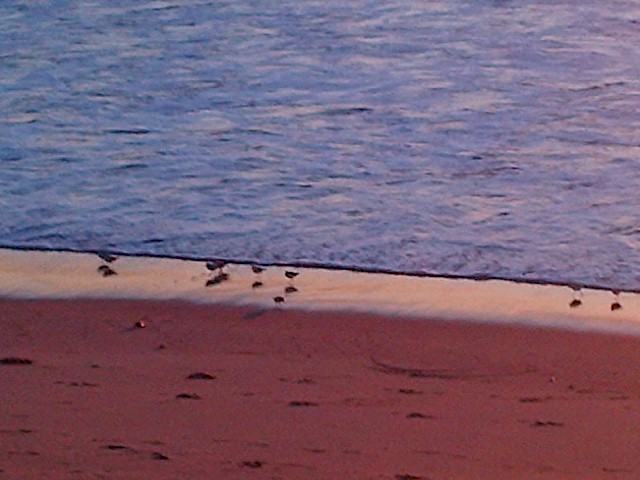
{"left": 2, "top": 298, "right": 640, "bottom": 479}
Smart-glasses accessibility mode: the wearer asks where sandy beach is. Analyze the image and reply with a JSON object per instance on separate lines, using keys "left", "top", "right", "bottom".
{"left": 2, "top": 297, "right": 640, "bottom": 479}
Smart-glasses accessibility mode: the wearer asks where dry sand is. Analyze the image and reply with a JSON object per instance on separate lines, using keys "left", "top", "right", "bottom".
{"left": 2, "top": 298, "right": 640, "bottom": 479}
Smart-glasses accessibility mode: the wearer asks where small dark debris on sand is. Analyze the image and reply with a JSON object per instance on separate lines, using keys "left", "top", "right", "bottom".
{"left": 569, "top": 299, "right": 582, "bottom": 308}
{"left": 134, "top": 320, "right": 146, "bottom": 329}
{"left": 398, "top": 388, "right": 421, "bottom": 395}
{"left": 288, "top": 401, "right": 319, "bottom": 407}
{"left": 187, "top": 372, "right": 216, "bottom": 380}
{"left": 611, "top": 301, "right": 622, "bottom": 311}
{"left": 395, "top": 475, "right": 423, "bottom": 480}
{"left": 156, "top": 344, "right": 167, "bottom": 350}
{"left": 520, "top": 397, "right": 543, "bottom": 403}
{"left": 103, "top": 445, "right": 131, "bottom": 451}
{"left": 273, "top": 296, "right": 285, "bottom": 304}
{"left": 406, "top": 412, "right": 431, "bottom": 419}
{"left": 176, "top": 393, "right": 201, "bottom": 400}
{"left": 252, "top": 281, "right": 264, "bottom": 289}
{"left": 0, "top": 357, "right": 33, "bottom": 365}
{"left": 0, "top": 429, "right": 33, "bottom": 435}
{"left": 151, "top": 452, "right": 169, "bottom": 460}
{"left": 98, "top": 265, "right": 117, "bottom": 277}
{"left": 251, "top": 265, "right": 265, "bottom": 274}
{"left": 69, "top": 381, "right": 98, "bottom": 387}
{"left": 285, "top": 286, "right": 298, "bottom": 294}
{"left": 241, "top": 460, "right": 264, "bottom": 469}
{"left": 531, "top": 420, "right": 564, "bottom": 427}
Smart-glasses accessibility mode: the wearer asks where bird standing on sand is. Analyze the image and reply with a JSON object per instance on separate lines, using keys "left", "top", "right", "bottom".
{"left": 205, "top": 259, "right": 230, "bottom": 287}
{"left": 206, "top": 259, "right": 227, "bottom": 273}
{"left": 285, "top": 270, "right": 299, "bottom": 280}
{"left": 252, "top": 265, "right": 265, "bottom": 274}
{"left": 611, "top": 290, "right": 622, "bottom": 311}
{"left": 96, "top": 251, "right": 118, "bottom": 276}
{"left": 569, "top": 286, "right": 582, "bottom": 308}
{"left": 97, "top": 265, "right": 117, "bottom": 277}
{"left": 284, "top": 270, "right": 299, "bottom": 295}
{"left": 97, "top": 251, "right": 117, "bottom": 263}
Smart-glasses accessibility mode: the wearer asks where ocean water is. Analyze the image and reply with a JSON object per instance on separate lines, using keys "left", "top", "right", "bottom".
{"left": 2, "top": 0, "right": 640, "bottom": 291}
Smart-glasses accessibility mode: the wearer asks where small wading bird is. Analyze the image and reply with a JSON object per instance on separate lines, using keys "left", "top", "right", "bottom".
{"left": 285, "top": 270, "right": 299, "bottom": 280}
{"left": 284, "top": 270, "right": 300, "bottom": 295}
{"left": 97, "top": 265, "right": 117, "bottom": 277}
{"left": 251, "top": 265, "right": 265, "bottom": 289}
{"left": 569, "top": 286, "right": 582, "bottom": 308}
{"left": 611, "top": 290, "right": 622, "bottom": 311}
{"left": 97, "top": 251, "right": 117, "bottom": 263}
{"left": 205, "top": 259, "right": 230, "bottom": 287}
{"left": 206, "top": 272, "right": 229, "bottom": 287}
{"left": 206, "top": 259, "right": 227, "bottom": 273}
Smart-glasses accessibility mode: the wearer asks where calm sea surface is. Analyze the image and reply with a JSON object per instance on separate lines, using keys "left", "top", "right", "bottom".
{"left": 2, "top": 0, "right": 640, "bottom": 290}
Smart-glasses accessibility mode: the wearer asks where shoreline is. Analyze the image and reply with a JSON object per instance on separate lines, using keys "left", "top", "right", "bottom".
{"left": 2, "top": 244, "right": 635, "bottom": 295}
{"left": 2, "top": 298, "right": 640, "bottom": 479}
{"left": 1, "top": 248, "right": 640, "bottom": 335}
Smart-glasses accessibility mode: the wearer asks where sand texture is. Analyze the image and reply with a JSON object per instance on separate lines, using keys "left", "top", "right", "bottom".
{"left": 2, "top": 298, "right": 640, "bottom": 479}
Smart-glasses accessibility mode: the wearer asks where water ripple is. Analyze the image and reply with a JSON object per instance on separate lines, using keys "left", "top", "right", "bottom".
{"left": 2, "top": 0, "right": 640, "bottom": 290}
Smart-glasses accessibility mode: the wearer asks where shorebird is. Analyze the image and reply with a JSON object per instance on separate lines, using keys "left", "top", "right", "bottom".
{"left": 285, "top": 286, "right": 298, "bottom": 294}
{"left": 206, "top": 272, "right": 229, "bottom": 287}
{"left": 97, "top": 265, "right": 117, "bottom": 277}
{"left": 251, "top": 265, "right": 265, "bottom": 274}
{"left": 97, "top": 251, "right": 117, "bottom": 263}
{"left": 252, "top": 281, "right": 264, "bottom": 289}
{"left": 285, "top": 270, "right": 299, "bottom": 280}
{"left": 206, "top": 259, "right": 227, "bottom": 272}
{"left": 569, "top": 287, "right": 582, "bottom": 308}
{"left": 273, "top": 296, "right": 285, "bottom": 304}
{"left": 611, "top": 290, "right": 622, "bottom": 311}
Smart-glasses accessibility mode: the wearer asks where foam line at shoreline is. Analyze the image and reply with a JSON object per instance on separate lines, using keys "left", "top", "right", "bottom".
{"left": 2, "top": 243, "right": 638, "bottom": 294}
{"left": 1, "top": 247, "right": 639, "bottom": 335}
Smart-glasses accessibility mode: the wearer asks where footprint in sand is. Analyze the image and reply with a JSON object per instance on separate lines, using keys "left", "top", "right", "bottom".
{"left": 175, "top": 393, "right": 201, "bottom": 400}
{"left": 186, "top": 372, "right": 216, "bottom": 380}
{"left": 406, "top": 412, "right": 434, "bottom": 419}
{"left": 288, "top": 401, "right": 318, "bottom": 407}
{"left": 0, "top": 357, "right": 33, "bottom": 365}
{"left": 531, "top": 420, "right": 564, "bottom": 427}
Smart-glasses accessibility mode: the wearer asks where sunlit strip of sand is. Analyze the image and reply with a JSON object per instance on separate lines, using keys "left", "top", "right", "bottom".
{"left": 0, "top": 247, "right": 638, "bottom": 334}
